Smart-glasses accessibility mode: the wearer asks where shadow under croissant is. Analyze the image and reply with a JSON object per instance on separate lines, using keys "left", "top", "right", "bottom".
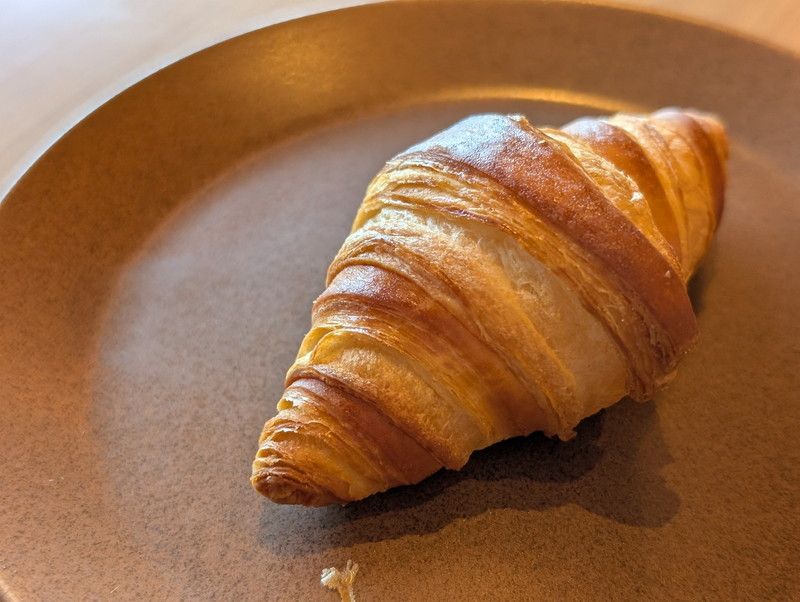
{"left": 688, "top": 248, "right": 717, "bottom": 316}
{"left": 259, "top": 397, "right": 680, "bottom": 556}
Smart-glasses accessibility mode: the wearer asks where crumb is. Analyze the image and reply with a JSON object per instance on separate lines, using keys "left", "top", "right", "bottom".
{"left": 321, "top": 560, "right": 359, "bottom": 602}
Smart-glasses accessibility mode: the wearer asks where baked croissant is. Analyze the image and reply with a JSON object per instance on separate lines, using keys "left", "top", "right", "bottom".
{"left": 251, "top": 108, "right": 727, "bottom": 506}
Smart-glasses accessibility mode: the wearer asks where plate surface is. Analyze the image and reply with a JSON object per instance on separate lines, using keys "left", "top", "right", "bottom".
{"left": 1, "top": 2, "right": 799, "bottom": 600}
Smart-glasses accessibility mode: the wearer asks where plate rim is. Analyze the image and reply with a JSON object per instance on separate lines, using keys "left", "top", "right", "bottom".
{"left": 2, "top": 0, "right": 798, "bottom": 205}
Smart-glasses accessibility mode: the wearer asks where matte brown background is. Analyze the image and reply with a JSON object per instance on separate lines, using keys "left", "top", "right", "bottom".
{"left": 1, "top": 2, "right": 798, "bottom": 600}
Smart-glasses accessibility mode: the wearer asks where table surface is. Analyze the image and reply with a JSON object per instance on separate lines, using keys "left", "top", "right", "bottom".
{"left": 0, "top": 0, "right": 798, "bottom": 199}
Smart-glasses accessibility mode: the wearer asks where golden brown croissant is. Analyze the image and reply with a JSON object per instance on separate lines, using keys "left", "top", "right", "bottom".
{"left": 251, "top": 108, "right": 727, "bottom": 506}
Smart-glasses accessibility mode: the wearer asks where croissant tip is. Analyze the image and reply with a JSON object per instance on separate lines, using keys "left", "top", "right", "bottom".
{"left": 657, "top": 107, "right": 729, "bottom": 155}
{"left": 251, "top": 468, "right": 343, "bottom": 506}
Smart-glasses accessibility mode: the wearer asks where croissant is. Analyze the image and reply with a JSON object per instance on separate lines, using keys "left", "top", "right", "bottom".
{"left": 251, "top": 108, "right": 727, "bottom": 506}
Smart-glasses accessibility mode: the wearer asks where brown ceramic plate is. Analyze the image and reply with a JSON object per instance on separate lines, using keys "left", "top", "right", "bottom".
{"left": 1, "top": 2, "right": 799, "bottom": 600}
